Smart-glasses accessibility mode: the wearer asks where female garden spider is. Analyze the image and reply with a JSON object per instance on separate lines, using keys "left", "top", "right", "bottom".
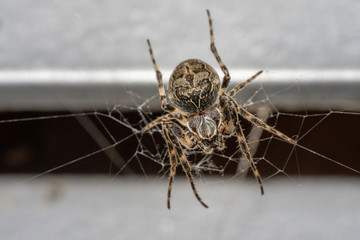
{"left": 142, "top": 10, "right": 296, "bottom": 209}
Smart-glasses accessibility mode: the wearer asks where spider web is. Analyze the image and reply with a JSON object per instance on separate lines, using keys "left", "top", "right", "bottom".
{"left": 1, "top": 1, "right": 360, "bottom": 239}
{"left": 1, "top": 72, "right": 359, "bottom": 186}
{"left": 1, "top": 0, "right": 360, "bottom": 189}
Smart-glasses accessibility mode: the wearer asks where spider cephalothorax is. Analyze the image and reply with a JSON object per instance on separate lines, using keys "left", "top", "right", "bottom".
{"left": 168, "top": 59, "right": 220, "bottom": 113}
{"left": 143, "top": 10, "right": 296, "bottom": 209}
{"left": 188, "top": 107, "right": 221, "bottom": 139}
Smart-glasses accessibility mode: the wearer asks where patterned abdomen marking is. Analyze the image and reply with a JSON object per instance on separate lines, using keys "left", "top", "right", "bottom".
{"left": 168, "top": 59, "right": 220, "bottom": 113}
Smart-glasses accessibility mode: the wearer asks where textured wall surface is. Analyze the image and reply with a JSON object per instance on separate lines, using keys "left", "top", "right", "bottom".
{"left": 0, "top": 1, "right": 359, "bottom": 239}
{"left": 1, "top": 176, "right": 359, "bottom": 240}
{"left": 1, "top": 0, "right": 359, "bottom": 69}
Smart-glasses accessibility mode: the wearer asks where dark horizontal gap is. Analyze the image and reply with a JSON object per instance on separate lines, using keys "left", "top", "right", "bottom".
{"left": 0, "top": 110, "right": 358, "bottom": 177}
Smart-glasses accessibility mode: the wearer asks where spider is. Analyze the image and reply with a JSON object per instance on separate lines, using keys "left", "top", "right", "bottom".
{"left": 142, "top": 10, "right": 297, "bottom": 209}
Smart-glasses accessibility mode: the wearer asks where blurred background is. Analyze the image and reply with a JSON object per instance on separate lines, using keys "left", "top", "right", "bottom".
{"left": 0, "top": 0, "right": 359, "bottom": 239}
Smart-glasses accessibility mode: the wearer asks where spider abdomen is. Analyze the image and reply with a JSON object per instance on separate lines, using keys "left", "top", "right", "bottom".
{"left": 168, "top": 59, "right": 220, "bottom": 113}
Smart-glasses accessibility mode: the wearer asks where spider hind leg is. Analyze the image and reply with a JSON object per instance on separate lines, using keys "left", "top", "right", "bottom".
{"left": 206, "top": 9, "right": 231, "bottom": 96}
{"left": 228, "top": 70, "right": 263, "bottom": 97}
{"left": 146, "top": 39, "right": 175, "bottom": 112}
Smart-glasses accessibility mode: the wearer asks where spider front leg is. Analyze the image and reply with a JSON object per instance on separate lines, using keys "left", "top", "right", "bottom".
{"left": 164, "top": 122, "right": 209, "bottom": 208}
{"left": 225, "top": 99, "right": 264, "bottom": 195}
{"left": 166, "top": 121, "right": 197, "bottom": 150}
{"left": 229, "top": 97, "right": 297, "bottom": 144}
{"left": 235, "top": 118, "right": 264, "bottom": 195}
{"left": 162, "top": 124, "right": 179, "bottom": 209}
{"left": 142, "top": 113, "right": 186, "bottom": 132}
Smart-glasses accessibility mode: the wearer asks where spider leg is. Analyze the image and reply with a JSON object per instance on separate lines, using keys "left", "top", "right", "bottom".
{"left": 219, "top": 96, "right": 235, "bottom": 135}
{"left": 228, "top": 101, "right": 264, "bottom": 195}
{"left": 142, "top": 113, "right": 186, "bottom": 132}
{"left": 143, "top": 113, "right": 214, "bottom": 152}
{"left": 228, "top": 71, "right": 263, "bottom": 97}
{"left": 229, "top": 97, "right": 297, "bottom": 144}
{"left": 146, "top": 39, "right": 175, "bottom": 112}
{"left": 216, "top": 122, "right": 226, "bottom": 151}
{"left": 162, "top": 123, "right": 179, "bottom": 209}
{"left": 165, "top": 123, "right": 209, "bottom": 208}
{"left": 169, "top": 117, "right": 217, "bottom": 153}
{"left": 206, "top": 10, "right": 231, "bottom": 96}
{"left": 167, "top": 121, "right": 197, "bottom": 150}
